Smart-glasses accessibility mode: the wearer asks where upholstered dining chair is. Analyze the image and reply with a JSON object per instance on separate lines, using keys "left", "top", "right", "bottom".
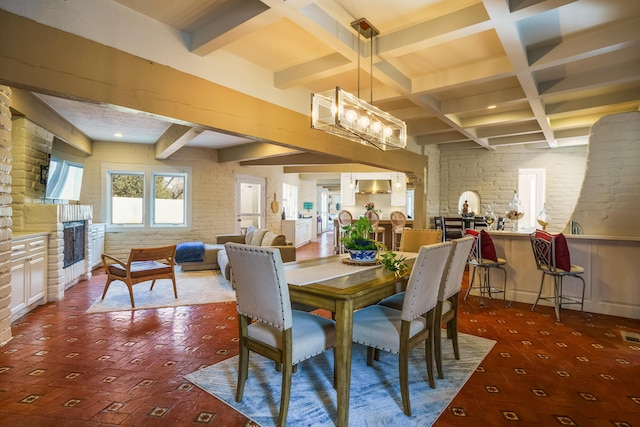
{"left": 224, "top": 243, "right": 336, "bottom": 427}
{"left": 390, "top": 210, "right": 409, "bottom": 251}
{"left": 336, "top": 210, "right": 353, "bottom": 253}
{"left": 464, "top": 229, "right": 508, "bottom": 307}
{"left": 364, "top": 210, "right": 386, "bottom": 244}
{"left": 398, "top": 228, "right": 442, "bottom": 252}
{"left": 529, "top": 230, "right": 587, "bottom": 322}
{"left": 378, "top": 236, "right": 474, "bottom": 379}
{"left": 352, "top": 242, "right": 452, "bottom": 416}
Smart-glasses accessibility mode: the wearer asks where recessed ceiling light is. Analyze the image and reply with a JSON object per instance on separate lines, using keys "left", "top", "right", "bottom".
{"left": 114, "top": 132, "right": 123, "bottom": 138}
{"left": 487, "top": 105, "right": 496, "bottom": 109}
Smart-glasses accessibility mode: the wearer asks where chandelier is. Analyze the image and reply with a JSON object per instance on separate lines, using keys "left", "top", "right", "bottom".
{"left": 311, "top": 18, "right": 407, "bottom": 151}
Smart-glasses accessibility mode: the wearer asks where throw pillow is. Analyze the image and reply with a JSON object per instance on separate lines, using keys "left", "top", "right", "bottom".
{"left": 535, "top": 230, "right": 571, "bottom": 271}
{"left": 554, "top": 233, "right": 571, "bottom": 271}
{"left": 479, "top": 230, "right": 498, "bottom": 261}
{"left": 464, "top": 229, "right": 498, "bottom": 262}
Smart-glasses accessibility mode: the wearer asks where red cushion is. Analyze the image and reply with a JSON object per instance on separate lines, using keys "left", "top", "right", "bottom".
{"left": 479, "top": 230, "right": 498, "bottom": 261}
{"left": 554, "top": 233, "right": 571, "bottom": 271}
{"left": 535, "top": 230, "right": 570, "bottom": 271}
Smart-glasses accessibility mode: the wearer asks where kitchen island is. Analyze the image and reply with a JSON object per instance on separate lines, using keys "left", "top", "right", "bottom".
{"left": 484, "top": 231, "right": 640, "bottom": 319}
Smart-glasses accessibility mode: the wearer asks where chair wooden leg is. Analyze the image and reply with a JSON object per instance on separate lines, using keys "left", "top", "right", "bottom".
{"left": 451, "top": 319, "right": 460, "bottom": 360}
{"left": 399, "top": 349, "right": 411, "bottom": 416}
{"left": 425, "top": 334, "right": 435, "bottom": 389}
{"left": 434, "top": 323, "right": 444, "bottom": 379}
{"left": 277, "top": 362, "right": 292, "bottom": 427}
{"left": 235, "top": 340, "right": 249, "bottom": 402}
{"left": 366, "top": 346, "right": 375, "bottom": 366}
{"left": 374, "top": 348, "right": 381, "bottom": 361}
{"left": 101, "top": 279, "right": 113, "bottom": 300}
{"left": 126, "top": 285, "right": 135, "bottom": 308}
{"left": 171, "top": 277, "right": 178, "bottom": 298}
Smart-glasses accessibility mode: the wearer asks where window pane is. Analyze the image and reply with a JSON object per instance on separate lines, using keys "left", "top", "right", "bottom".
{"left": 111, "top": 173, "right": 143, "bottom": 224}
{"left": 153, "top": 174, "right": 185, "bottom": 225}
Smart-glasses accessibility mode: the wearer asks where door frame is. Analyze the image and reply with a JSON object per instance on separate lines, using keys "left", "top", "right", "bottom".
{"left": 235, "top": 174, "right": 266, "bottom": 234}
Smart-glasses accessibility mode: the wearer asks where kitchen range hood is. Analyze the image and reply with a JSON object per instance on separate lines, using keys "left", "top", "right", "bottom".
{"left": 356, "top": 179, "right": 391, "bottom": 194}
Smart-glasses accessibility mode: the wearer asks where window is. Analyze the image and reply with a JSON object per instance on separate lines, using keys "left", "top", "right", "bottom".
{"left": 153, "top": 173, "right": 185, "bottom": 225}
{"left": 106, "top": 165, "right": 190, "bottom": 229}
{"left": 110, "top": 172, "right": 144, "bottom": 225}
{"left": 518, "top": 168, "right": 546, "bottom": 231}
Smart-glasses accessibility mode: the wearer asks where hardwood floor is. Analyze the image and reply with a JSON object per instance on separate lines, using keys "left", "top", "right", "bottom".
{"left": 1, "top": 230, "right": 638, "bottom": 426}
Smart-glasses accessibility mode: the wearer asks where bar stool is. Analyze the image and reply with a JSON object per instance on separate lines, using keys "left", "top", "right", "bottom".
{"left": 390, "top": 211, "right": 409, "bottom": 251}
{"left": 529, "top": 230, "right": 587, "bottom": 322}
{"left": 336, "top": 210, "right": 353, "bottom": 254}
{"left": 364, "top": 211, "right": 386, "bottom": 246}
{"left": 464, "top": 229, "right": 508, "bottom": 307}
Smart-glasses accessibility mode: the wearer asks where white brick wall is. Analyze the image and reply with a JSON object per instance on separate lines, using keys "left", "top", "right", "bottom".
{"left": 571, "top": 111, "right": 640, "bottom": 236}
{"left": 0, "top": 86, "right": 12, "bottom": 345}
{"left": 439, "top": 144, "right": 587, "bottom": 232}
{"left": 9, "top": 118, "right": 52, "bottom": 231}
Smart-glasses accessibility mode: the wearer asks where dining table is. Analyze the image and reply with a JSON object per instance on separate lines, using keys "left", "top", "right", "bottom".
{"left": 284, "top": 253, "right": 417, "bottom": 427}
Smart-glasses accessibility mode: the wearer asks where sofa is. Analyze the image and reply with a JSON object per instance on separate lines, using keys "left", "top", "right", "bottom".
{"left": 216, "top": 228, "right": 296, "bottom": 281}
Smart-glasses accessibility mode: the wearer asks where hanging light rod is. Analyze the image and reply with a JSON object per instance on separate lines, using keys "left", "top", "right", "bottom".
{"left": 350, "top": 18, "right": 379, "bottom": 39}
{"left": 310, "top": 18, "right": 407, "bottom": 151}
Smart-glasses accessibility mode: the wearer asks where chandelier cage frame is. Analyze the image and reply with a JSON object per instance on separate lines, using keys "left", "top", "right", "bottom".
{"left": 310, "top": 18, "right": 407, "bottom": 151}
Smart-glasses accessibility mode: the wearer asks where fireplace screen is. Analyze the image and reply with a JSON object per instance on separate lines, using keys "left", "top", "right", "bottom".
{"left": 63, "top": 221, "right": 85, "bottom": 268}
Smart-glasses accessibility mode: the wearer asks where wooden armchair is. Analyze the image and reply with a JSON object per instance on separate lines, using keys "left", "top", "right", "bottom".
{"left": 101, "top": 245, "right": 178, "bottom": 308}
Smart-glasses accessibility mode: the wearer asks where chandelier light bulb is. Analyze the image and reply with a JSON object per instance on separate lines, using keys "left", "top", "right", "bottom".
{"left": 358, "top": 115, "right": 370, "bottom": 128}
{"left": 345, "top": 109, "right": 357, "bottom": 122}
{"left": 370, "top": 121, "right": 382, "bottom": 133}
{"left": 383, "top": 126, "right": 393, "bottom": 137}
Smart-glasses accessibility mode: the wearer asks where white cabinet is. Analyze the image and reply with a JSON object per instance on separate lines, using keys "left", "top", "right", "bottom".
{"left": 10, "top": 234, "right": 48, "bottom": 321}
{"left": 282, "top": 218, "right": 312, "bottom": 247}
{"left": 89, "top": 223, "right": 106, "bottom": 270}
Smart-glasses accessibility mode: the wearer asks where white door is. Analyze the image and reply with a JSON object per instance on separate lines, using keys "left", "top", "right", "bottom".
{"left": 235, "top": 175, "right": 265, "bottom": 234}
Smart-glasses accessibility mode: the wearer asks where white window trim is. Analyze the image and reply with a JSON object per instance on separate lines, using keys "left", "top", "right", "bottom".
{"left": 102, "top": 163, "right": 192, "bottom": 232}
{"left": 151, "top": 171, "right": 188, "bottom": 228}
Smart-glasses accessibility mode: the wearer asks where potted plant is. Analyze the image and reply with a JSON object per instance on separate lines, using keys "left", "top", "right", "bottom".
{"left": 340, "top": 216, "right": 384, "bottom": 262}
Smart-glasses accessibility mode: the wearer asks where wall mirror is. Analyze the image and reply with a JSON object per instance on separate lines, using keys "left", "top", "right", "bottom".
{"left": 458, "top": 191, "right": 480, "bottom": 215}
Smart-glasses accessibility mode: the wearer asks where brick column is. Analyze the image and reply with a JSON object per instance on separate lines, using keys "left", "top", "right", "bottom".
{"left": 0, "top": 86, "right": 13, "bottom": 345}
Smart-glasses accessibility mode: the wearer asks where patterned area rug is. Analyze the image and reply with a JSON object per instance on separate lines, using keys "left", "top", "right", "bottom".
{"left": 85, "top": 269, "right": 235, "bottom": 313}
{"left": 185, "top": 333, "right": 496, "bottom": 426}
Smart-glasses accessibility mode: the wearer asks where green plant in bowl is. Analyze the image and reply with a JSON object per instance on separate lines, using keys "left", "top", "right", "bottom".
{"left": 340, "top": 216, "right": 386, "bottom": 262}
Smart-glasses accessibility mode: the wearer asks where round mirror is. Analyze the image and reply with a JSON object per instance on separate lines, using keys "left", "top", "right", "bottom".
{"left": 458, "top": 191, "right": 480, "bottom": 216}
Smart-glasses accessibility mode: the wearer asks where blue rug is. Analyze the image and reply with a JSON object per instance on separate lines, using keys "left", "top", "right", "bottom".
{"left": 185, "top": 333, "right": 495, "bottom": 426}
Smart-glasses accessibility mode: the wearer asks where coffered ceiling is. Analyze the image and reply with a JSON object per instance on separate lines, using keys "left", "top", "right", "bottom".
{"left": 7, "top": 0, "right": 640, "bottom": 152}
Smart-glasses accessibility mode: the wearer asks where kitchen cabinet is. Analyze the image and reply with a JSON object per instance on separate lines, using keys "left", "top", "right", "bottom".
{"left": 89, "top": 223, "right": 106, "bottom": 270}
{"left": 282, "top": 218, "right": 312, "bottom": 247}
{"left": 10, "top": 233, "right": 48, "bottom": 321}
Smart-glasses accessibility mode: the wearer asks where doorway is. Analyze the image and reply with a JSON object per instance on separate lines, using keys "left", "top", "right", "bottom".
{"left": 235, "top": 175, "right": 265, "bottom": 234}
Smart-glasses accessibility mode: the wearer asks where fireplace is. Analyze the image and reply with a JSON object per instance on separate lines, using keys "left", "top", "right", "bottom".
{"left": 63, "top": 221, "right": 85, "bottom": 268}
{"left": 24, "top": 204, "right": 94, "bottom": 301}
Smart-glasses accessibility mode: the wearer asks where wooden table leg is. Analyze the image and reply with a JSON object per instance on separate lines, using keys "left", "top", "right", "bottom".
{"left": 335, "top": 299, "right": 354, "bottom": 427}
